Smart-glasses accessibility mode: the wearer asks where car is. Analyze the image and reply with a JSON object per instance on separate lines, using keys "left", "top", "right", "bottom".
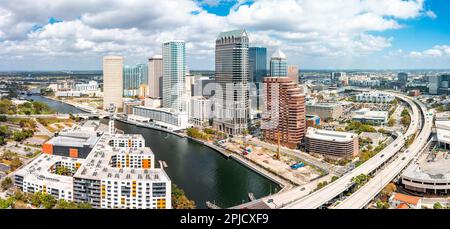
{"left": 402, "top": 157, "right": 406, "bottom": 160}
{"left": 300, "top": 187, "right": 306, "bottom": 191}
{"left": 380, "top": 154, "right": 385, "bottom": 158}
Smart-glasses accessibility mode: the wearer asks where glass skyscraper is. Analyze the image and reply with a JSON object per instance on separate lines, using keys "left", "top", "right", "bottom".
{"left": 162, "top": 40, "right": 186, "bottom": 112}
{"left": 123, "top": 64, "right": 148, "bottom": 97}
{"left": 213, "top": 29, "right": 249, "bottom": 135}
{"left": 249, "top": 47, "right": 267, "bottom": 112}
{"left": 270, "top": 49, "right": 288, "bottom": 77}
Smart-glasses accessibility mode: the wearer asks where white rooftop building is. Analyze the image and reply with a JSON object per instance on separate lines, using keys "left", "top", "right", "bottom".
{"left": 352, "top": 108, "right": 388, "bottom": 125}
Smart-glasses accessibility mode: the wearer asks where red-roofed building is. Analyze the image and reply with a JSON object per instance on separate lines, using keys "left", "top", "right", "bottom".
{"left": 389, "top": 193, "right": 422, "bottom": 209}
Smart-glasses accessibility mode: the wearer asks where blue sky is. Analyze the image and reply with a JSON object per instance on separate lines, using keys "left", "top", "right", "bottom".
{"left": 0, "top": 0, "right": 449, "bottom": 70}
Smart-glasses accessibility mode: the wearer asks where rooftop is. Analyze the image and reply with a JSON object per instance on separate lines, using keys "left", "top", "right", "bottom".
{"left": 391, "top": 193, "right": 421, "bottom": 205}
{"left": 271, "top": 49, "right": 286, "bottom": 59}
{"left": 217, "top": 29, "right": 247, "bottom": 40}
{"left": 402, "top": 149, "right": 450, "bottom": 181}
{"left": 15, "top": 154, "right": 84, "bottom": 191}
{"left": 73, "top": 133, "right": 169, "bottom": 182}
{"left": 305, "top": 127, "right": 357, "bottom": 142}
{"left": 46, "top": 131, "right": 99, "bottom": 148}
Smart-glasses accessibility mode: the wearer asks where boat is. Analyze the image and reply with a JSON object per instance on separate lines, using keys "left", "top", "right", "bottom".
{"left": 206, "top": 201, "right": 221, "bottom": 209}
{"left": 248, "top": 193, "right": 255, "bottom": 201}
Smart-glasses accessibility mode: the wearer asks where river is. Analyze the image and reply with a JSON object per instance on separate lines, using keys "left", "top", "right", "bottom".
{"left": 29, "top": 95, "right": 279, "bottom": 208}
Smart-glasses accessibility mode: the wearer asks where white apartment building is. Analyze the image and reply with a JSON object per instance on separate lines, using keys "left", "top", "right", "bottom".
{"left": 74, "top": 133, "right": 171, "bottom": 209}
{"left": 14, "top": 132, "right": 171, "bottom": 209}
{"left": 132, "top": 106, "right": 189, "bottom": 131}
{"left": 189, "top": 96, "right": 211, "bottom": 127}
{"left": 75, "top": 80, "right": 101, "bottom": 96}
{"left": 14, "top": 154, "right": 84, "bottom": 201}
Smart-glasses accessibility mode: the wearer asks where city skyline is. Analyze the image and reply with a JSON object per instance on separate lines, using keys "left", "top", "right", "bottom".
{"left": 0, "top": 0, "right": 449, "bottom": 71}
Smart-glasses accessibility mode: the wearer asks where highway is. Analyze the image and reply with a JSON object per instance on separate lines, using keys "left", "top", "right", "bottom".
{"left": 282, "top": 93, "right": 421, "bottom": 209}
{"left": 334, "top": 97, "right": 432, "bottom": 209}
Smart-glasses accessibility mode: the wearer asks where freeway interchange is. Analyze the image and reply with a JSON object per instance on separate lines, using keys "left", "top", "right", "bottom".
{"left": 278, "top": 93, "right": 432, "bottom": 209}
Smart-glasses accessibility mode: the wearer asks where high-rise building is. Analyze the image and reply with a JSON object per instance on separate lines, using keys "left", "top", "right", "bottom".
{"left": 162, "top": 41, "right": 187, "bottom": 112}
{"left": 103, "top": 56, "right": 123, "bottom": 110}
{"left": 287, "top": 65, "right": 299, "bottom": 84}
{"left": 429, "top": 75, "right": 440, "bottom": 95}
{"left": 123, "top": 64, "right": 148, "bottom": 97}
{"left": 270, "top": 49, "right": 287, "bottom": 77}
{"left": 148, "top": 55, "right": 163, "bottom": 98}
{"left": 249, "top": 47, "right": 267, "bottom": 112}
{"left": 213, "top": 29, "right": 249, "bottom": 135}
{"left": 398, "top": 72, "right": 408, "bottom": 83}
{"left": 262, "top": 77, "right": 306, "bottom": 148}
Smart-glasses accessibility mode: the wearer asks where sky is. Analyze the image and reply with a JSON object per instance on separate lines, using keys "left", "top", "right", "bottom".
{"left": 0, "top": 0, "right": 449, "bottom": 71}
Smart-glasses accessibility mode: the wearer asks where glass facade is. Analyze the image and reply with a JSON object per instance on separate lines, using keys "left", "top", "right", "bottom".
{"left": 249, "top": 47, "right": 267, "bottom": 83}
{"left": 123, "top": 64, "right": 148, "bottom": 97}
{"left": 270, "top": 58, "right": 288, "bottom": 77}
{"left": 249, "top": 47, "right": 267, "bottom": 112}
{"left": 162, "top": 41, "right": 186, "bottom": 112}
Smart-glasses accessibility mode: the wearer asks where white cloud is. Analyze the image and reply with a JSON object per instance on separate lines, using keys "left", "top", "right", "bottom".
{"left": 425, "top": 10, "right": 437, "bottom": 19}
{"left": 409, "top": 45, "right": 450, "bottom": 58}
{"left": 0, "top": 0, "right": 437, "bottom": 69}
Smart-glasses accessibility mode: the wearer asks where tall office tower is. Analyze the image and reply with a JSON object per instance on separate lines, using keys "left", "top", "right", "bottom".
{"left": 123, "top": 64, "right": 148, "bottom": 97}
{"left": 148, "top": 55, "right": 163, "bottom": 98}
{"left": 270, "top": 49, "right": 288, "bottom": 77}
{"left": 162, "top": 41, "right": 187, "bottom": 112}
{"left": 213, "top": 29, "right": 249, "bottom": 135}
{"left": 429, "top": 75, "right": 440, "bottom": 95}
{"left": 262, "top": 77, "right": 306, "bottom": 149}
{"left": 398, "top": 72, "right": 408, "bottom": 83}
{"left": 249, "top": 47, "right": 267, "bottom": 112}
{"left": 287, "top": 65, "right": 299, "bottom": 84}
{"left": 103, "top": 56, "right": 124, "bottom": 110}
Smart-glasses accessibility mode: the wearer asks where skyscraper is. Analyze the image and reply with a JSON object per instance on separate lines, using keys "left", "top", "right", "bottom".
{"left": 148, "top": 55, "right": 163, "bottom": 98}
{"left": 162, "top": 41, "right": 186, "bottom": 112}
{"left": 103, "top": 56, "right": 123, "bottom": 110}
{"left": 262, "top": 77, "right": 306, "bottom": 148}
{"left": 270, "top": 49, "right": 288, "bottom": 77}
{"left": 249, "top": 47, "right": 267, "bottom": 112}
{"left": 213, "top": 29, "right": 249, "bottom": 135}
{"left": 398, "top": 72, "right": 408, "bottom": 83}
{"left": 123, "top": 64, "right": 147, "bottom": 97}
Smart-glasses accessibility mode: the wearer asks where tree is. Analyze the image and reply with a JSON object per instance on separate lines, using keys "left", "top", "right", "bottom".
{"left": 331, "top": 176, "right": 339, "bottom": 182}
{"left": 433, "top": 202, "right": 444, "bottom": 209}
{"left": 387, "top": 118, "right": 395, "bottom": 127}
{"left": 56, "top": 166, "right": 72, "bottom": 176}
{"left": 376, "top": 199, "right": 389, "bottom": 209}
{"left": 1, "top": 177, "right": 13, "bottom": 191}
{"left": 0, "top": 125, "right": 11, "bottom": 138}
{"left": 381, "top": 183, "right": 397, "bottom": 196}
{"left": 55, "top": 199, "right": 78, "bottom": 209}
{"left": 401, "top": 115, "right": 411, "bottom": 127}
{"left": 9, "top": 157, "right": 22, "bottom": 170}
{"left": 172, "top": 184, "right": 196, "bottom": 209}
